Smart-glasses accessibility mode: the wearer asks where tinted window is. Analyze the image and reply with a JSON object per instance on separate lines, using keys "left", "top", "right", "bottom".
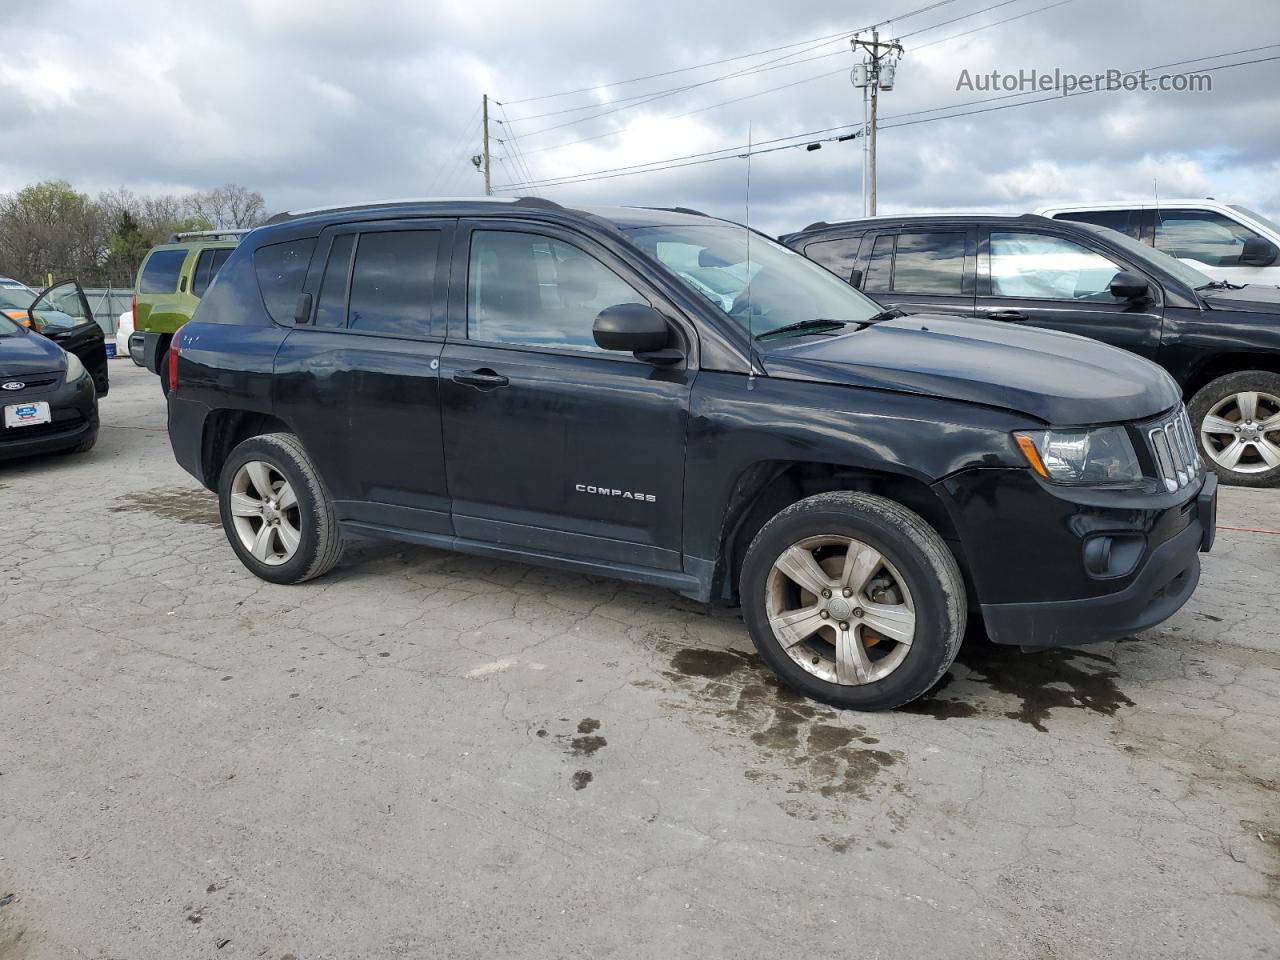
{"left": 314, "top": 234, "right": 354, "bottom": 329}
{"left": 138, "top": 249, "right": 187, "bottom": 294}
{"left": 254, "top": 239, "right": 316, "bottom": 323}
{"left": 346, "top": 231, "right": 439, "bottom": 335}
{"left": 990, "top": 233, "right": 1123, "bottom": 301}
{"left": 1154, "top": 210, "right": 1264, "bottom": 267}
{"left": 191, "top": 248, "right": 233, "bottom": 298}
{"left": 468, "top": 231, "right": 645, "bottom": 353}
{"left": 804, "top": 237, "right": 862, "bottom": 282}
{"left": 892, "top": 232, "right": 966, "bottom": 294}
{"left": 1055, "top": 210, "right": 1142, "bottom": 240}
{"left": 863, "top": 235, "right": 894, "bottom": 290}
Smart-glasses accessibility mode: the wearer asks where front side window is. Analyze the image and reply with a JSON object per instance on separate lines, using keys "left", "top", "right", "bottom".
{"left": 891, "top": 232, "right": 966, "bottom": 294}
{"left": 1055, "top": 209, "right": 1142, "bottom": 240}
{"left": 139, "top": 249, "right": 187, "bottom": 294}
{"left": 467, "top": 231, "right": 645, "bottom": 353}
{"left": 1154, "top": 210, "right": 1264, "bottom": 267}
{"left": 627, "top": 223, "right": 883, "bottom": 338}
{"left": 254, "top": 239, "right": 316, "bottom": 323}
{"left": 990, "top": 232, "right": 1124, "bottom": 301}
{"left": 803, "top": 237, "right": 862, "bottom": 282}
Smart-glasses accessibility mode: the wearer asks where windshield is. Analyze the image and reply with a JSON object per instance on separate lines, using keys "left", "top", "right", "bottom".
{"left": 1230, "top": 204, "right": 1280, "bottom": 236}
{"left": 626, "top": 223, "right": 884, "bottom": 338}
{"left": 1074, "top": 222, "right": 1214, "bottom": 290}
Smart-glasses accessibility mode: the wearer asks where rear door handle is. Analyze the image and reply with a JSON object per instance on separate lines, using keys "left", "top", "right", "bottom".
{"left": 984, "top": 309, "right": 1028, "bottom": 322}
{"left": 452, "top": 368, "right": 509, "bottom": 390}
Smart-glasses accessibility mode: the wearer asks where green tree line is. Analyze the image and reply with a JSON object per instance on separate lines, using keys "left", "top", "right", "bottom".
{"left": 0, "top": 181, "right": 267, "bottom": 288}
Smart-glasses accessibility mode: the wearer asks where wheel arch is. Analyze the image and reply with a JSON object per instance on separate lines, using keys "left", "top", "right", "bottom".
{"left": 709, "top": 459, "right": 969, "bottom": 605}
{"left": 200, "top": 408, "right": 294, "bottom": 489}
{"left": 1182, "top": 353, "right": 1280, "bottom": 401}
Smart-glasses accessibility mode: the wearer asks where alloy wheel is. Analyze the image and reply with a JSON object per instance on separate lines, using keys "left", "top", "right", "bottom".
{"left": 765, "top": 534, "right": 916, "bottom": 686}
{"left": 1199, "top": 390, "right": 1280, "bottom": 474}
{"left": 229, "top": 460, "right": 302, "bottom": 566}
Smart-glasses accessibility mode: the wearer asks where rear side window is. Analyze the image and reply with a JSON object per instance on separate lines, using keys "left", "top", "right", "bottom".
{"left": 891, "top": 232, "right": 966, "bottom": 294}
{"left": 191, "top": 248, "right": 233, "bottom": 298}
{"left": 138, "top": 249, "right": 187, "bottom": 294}
{"left": 1054, "top": 209, "right": 1142, "bottom": 240}
{"left": 348, "top": 231, "right": 440, "bottom": 335}
{"left": 803, "top": 236, "right": 862, "bottom": 282}
{"left": 254, "top": 239, "right": 316, "bottom": 323}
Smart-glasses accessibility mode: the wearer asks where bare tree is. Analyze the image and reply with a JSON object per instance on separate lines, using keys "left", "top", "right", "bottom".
{"left": 186, "top": 184, "right": 267, "bottom": 230}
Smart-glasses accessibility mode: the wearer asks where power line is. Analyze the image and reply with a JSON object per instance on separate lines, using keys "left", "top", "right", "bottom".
{"left": 908, "top": 0, "right": 1073, "bottom": 50}
{"left": 493, "top": 49, "right": 1280, "bottom": 192}
{"left": 897, "top": 0, "right": 1028, "bottom": 40}
{"left": 500, "top": 0, "right": 962, "bottom": 105}
{"left": 427, "top": 106, "right": 483, "bottom": 196}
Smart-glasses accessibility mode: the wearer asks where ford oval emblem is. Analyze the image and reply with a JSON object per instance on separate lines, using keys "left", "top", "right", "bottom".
{"left": 1, "top": 381, "right": 25, "bottom": 391}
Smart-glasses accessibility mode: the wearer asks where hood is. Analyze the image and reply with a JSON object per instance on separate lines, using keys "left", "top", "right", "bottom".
{"left": 761, "top": 314, "right": 1180, "bottom": 425}
{"left": 1200, "top": 283, "right": 1280, "bottom": 313}
{"left": 0, "top": 329, "right": 68, "bottom": 379}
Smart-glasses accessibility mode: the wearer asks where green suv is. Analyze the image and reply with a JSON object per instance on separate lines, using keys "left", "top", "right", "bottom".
{"left": 129, "top": 230, "right": 246, "bottom": 389}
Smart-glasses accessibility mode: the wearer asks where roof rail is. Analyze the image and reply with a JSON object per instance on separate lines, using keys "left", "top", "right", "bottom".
{"left": 801, "top": 220, "right": 831, "bottom": 232}
{"left": 638, "top": 205, "right": 710, "bottom": 218}
{"left": 167, "top": 229, "right": 250, "bottom": 243}
{"left": 513, "top": 196, "right": 564, "bottom": 210}
{"left": 262, "top": 196, "right": 522, "bottom": 225}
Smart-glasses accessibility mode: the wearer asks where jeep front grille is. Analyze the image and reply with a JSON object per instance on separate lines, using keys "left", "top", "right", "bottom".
{"left": 1146, "top": 406, "right": 1202, "bottom": 492}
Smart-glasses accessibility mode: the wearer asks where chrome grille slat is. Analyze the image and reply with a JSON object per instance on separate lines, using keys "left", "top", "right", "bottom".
{"left": 1146, "top": 405, "right": 1203, "bottom": 492}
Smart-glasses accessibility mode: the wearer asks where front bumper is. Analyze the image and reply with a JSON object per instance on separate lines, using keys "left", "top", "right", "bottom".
{"left": 938, "top": 469, "right": 1216, "bottom": 648}
{"left": 0, "top": 374, "right": 98, "bottom": 461}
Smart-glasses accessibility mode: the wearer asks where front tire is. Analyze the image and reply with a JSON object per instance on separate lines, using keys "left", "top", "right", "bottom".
{"left": 217, "top": 433, "right": 344, "bottom": 584}
{"left": 741, "top": 492, "right": 966, "bottom": 710}
{"left": 1188, "top": 371, "right": 1280, "bottom": 487}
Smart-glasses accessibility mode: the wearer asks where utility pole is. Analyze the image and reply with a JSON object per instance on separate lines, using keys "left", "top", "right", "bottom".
{"left": 481, "top": 94, "right": 492, "bottom": 197}
{"left": 851, "top": 30, "right": 901, "bottom": 216}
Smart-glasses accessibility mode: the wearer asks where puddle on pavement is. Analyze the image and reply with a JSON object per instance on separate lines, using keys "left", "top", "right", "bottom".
{"left": 904, "top": 639, "right": 1134, "bottom": 732}
{"left": 110, "top": 487, "right": 220, "bottom": 527}
{"left": 544, "top": 718, "right": 607, "bottom": 790}
{"left": 661, "top": 643, "right": 905, "bottom": 815}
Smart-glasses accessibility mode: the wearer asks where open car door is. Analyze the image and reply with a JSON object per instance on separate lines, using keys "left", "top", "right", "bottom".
{"left": 29, "top": 280, "right": 109, "bottom": 396}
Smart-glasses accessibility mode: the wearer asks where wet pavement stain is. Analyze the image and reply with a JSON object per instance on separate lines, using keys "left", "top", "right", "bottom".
{"left": 660, "top": 642, "right": 906, "bottom": 810}
{"left": 571, "top": 770, "right": 593, "bottom": 791}
{"left": 110, "top": 487, "right": 220, "bottom": 527}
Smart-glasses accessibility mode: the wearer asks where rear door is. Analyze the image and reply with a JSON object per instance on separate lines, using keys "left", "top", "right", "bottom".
{"left": 975, "top": 226, "right": 1164, "bottom": 360}
{"left": 273, "top": 219, "right": 454, "bottom": 534}
{"left": 438, "top": 219, "right": 693, "bottom": 571}
{"left": 858, "top": 228, "right": 976, "bottom": 316}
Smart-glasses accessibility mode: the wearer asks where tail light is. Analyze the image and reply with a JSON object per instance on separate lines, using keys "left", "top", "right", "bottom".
{"left": 168, "top": 330, "right": 182, "bottom": 393}
{"left": 131, "top": 294, "right": 136, "bottom": 318}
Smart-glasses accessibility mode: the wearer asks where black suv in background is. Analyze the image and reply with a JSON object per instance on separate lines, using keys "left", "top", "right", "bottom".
{"left": 166, "top": 199, "right": 1214, "bottom": 711}
{"left": 782, "top": 214, "right": 1280, "bottom": 488}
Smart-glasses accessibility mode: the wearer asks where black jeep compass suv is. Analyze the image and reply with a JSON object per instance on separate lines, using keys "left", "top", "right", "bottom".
{"left": 165, "top": 198, "right": 1216, "bottom": 710}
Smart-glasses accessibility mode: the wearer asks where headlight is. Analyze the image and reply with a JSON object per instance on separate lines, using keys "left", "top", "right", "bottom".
{"left": 1014, "top": 426, "right": 1142, "bottom": 484}
{"left": 64, "top": 352, "right": 86, "bottom": 383}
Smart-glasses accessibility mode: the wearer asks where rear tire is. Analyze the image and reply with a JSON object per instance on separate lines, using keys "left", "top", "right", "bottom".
{"left": 158, "top": 349, "right": 171, "bottom": 396}
{"left": 741, "top": 491, "right": 966, "bottom": 710}
{"left": 217, "top": 433, "right": 344, "bottom": 584}
{"left": 1188, "top": 371, "right": 1280, "bottom": 488}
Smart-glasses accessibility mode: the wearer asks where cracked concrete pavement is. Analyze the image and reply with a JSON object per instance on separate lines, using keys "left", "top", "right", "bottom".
{"left": 1, "top": 363, "right": 1277, "bottom": 959}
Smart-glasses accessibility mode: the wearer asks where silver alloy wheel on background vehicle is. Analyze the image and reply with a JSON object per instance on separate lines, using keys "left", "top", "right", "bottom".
{"left": 229, "top": 460, "right": 302, "bottom": 566}
{"left": 765, "top": 534, "right": 916, "bottom": 686}
{"left": 1199, "top": 390, "right": 1280, "bottom": 474}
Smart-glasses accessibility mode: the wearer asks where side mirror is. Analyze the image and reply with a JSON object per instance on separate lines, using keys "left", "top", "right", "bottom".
{"left": 593, "top": 303, "right": 672, "bottom": 355}
{"left": 1239, "top": 236, "right": 1278, "bottom": 268}
{"left": 1109, "top": 271, "right": 1150, "bottom": 301}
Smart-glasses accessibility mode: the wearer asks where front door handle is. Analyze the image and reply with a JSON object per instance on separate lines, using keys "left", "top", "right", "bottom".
{"left": 452, "top": 368, "right": 510, "bottom": 390}
{"left": 984, "top": 309, "right": 1028, "bottom": 322}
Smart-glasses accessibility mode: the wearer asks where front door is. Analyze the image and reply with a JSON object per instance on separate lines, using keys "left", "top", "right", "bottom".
{"left": 272, "top": 219, "right": 454, "bottom": 534}
{"left": 976, "top": 228, "right": 1164, "bottom": 361}
{"left": 439, "top": 221, "right": 693, "bottom": 571}
{"left": 29, "top": 280, "right": 108, "bottom": 394}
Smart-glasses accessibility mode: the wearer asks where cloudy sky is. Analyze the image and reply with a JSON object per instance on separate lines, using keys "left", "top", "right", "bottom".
{"left": 2, "top": 0, "right": 1278, "bottom": 234}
